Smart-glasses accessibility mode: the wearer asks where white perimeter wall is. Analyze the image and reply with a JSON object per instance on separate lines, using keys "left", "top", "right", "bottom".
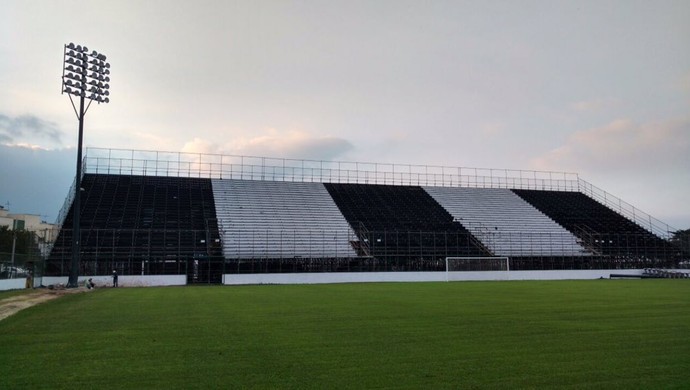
{"left": 5, "top": 270, "right": 681, "bottom": 290}
{"left": 223, "top": 269, "right": 651, "bottom": 285}
{"left": 0, "top": 278, "right": 27, "bottom": 291}
{"left": 42, "top": 275, "right": 186, "bottom": 288}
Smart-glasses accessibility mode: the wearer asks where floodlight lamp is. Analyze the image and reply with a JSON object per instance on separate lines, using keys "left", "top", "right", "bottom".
{"left": 105, "top": 63, "right": 110, "bottom": 68}
{"left": 105, "top": 69, "right": 110, "bottom": 75}
{"left": 64, "top": 86, "right": 72, "bottom": 94}
{"left": 104, "top": 90, "right": 110, "bottom": 96}
{"left": 104, "top": 97, "right": 109, "bottom": 103}
{"left": 76, "top": 45, "right": 82, "bottom": 51}
{"left": 82, "top": 46, "right": 88, "bottom": 53}
{"left": 91, "top": 50, "right": 98, "bottom": 56}
{"left": 104, "top": 83, "right": 110, "bottom": 89}
{"left": 68, "top": 42, "right": 75, "bottom": 49}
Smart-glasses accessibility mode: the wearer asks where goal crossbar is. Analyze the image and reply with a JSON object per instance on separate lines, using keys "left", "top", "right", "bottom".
{"left": 445, "top": 256, "right": 510, "bottom": 281}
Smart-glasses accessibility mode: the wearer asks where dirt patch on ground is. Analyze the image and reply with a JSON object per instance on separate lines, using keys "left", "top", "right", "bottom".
{"left": 0, "top": 287, "right": 87, "bottom": 322}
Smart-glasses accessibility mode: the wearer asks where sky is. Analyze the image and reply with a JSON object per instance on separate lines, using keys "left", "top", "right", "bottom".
{"left": 1, "top": 0, "right": 689, "bottom": 229}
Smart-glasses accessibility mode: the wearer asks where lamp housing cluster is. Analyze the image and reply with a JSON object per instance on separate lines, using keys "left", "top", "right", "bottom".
{"left": 62, "top": 42, "right": 111, "bottom": 103}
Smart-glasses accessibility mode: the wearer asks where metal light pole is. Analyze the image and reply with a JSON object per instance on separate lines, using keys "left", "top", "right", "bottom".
{"left": 61, "top": 42, "right": 111, "bottom": 287}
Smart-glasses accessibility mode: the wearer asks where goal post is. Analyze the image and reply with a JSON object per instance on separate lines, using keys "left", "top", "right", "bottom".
{"left": 445, "top": 256, "right": 510, "bottom": 281}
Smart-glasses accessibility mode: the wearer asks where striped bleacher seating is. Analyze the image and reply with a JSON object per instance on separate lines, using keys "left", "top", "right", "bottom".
{"left": 424, "top": 187, "right": 589, "bottom": 257}
{"left": 212, "top": 179, "right": 358, "bottom": 259}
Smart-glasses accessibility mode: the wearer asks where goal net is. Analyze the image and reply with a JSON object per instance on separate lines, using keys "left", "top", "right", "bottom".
{"left": 445, "top": 256, "right": 510, "bottom": 275}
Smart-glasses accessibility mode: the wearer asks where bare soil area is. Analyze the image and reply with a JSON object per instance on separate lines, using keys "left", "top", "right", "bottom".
{"left": 0, "top": 287, "right": 87, "bottom": 321}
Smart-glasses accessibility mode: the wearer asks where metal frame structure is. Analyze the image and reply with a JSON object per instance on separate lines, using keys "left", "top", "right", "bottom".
{"left": 64, "top": 147, "right": 677, "bottom": 239}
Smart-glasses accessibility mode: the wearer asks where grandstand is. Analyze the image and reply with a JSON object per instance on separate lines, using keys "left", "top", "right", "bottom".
{"left": 43, "top": 148, "right": 687, "bottom": 285}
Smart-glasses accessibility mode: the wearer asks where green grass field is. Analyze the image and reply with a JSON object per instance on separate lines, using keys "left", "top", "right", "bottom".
{"left": 1, "top": 280, "right": 689, "bottom": 389}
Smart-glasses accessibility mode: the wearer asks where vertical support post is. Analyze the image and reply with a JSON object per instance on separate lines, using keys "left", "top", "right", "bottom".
{"left": 68, "top": 94, "right": 85, "bottom": 288}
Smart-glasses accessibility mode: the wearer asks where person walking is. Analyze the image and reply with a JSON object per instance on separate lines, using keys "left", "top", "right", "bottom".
{"left": 112, "top": 270, "right": 118, "bottom": 287}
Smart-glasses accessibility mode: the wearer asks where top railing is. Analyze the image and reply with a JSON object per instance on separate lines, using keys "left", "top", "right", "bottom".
{"left": 577, "top": 179, "right": 676, "bottom": 240}
{"left": 83, "top": 147, "right": 580, "bottom": 191}
{"left": 80, "top": 147, "right": 677, "bottom": 240}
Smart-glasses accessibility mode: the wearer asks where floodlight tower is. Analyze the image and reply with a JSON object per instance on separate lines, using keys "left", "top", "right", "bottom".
{"left": 61, "top": 42, "right": 111, "bottom": 287}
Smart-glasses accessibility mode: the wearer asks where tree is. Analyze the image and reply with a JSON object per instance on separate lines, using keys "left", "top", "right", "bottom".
{"left": 670, "top": 228, "right": 690, "bottom": 255}
{"left": 0, "top": 226, "right": 41, "bottom": 259}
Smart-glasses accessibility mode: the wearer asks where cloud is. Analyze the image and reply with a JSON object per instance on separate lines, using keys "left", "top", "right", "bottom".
{"left": 182, "top": 130, "right": 354, "bottom": 161}
{"left": 530, "top": 118, "right": 690, "bottom": 174}
{"left": 0, "top": 113, "right": 64, "bottom": 149}
{"left": 480, "top": 122, "right": 505, "bottom": 136}
{"left": 569, "top": 97, "right": 619, "bottom": 112}
{"left": 181, "top": 138, "right": 220, "bottom": 155}
{"left": 0, "top": 144, "right": 74, "bottom": 222}
{"left": 681, "top": 71, "right": 690, "bottom": 92}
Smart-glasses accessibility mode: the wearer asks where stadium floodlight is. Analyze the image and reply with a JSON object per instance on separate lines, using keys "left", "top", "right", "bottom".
{"left": 61, "top": 42, "right": 111, "bottom": 288}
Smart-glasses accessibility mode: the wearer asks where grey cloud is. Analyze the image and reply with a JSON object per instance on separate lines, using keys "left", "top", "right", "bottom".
{"left": 284, "top": 137, "right": 354, "bottom": 161}
{"left": 0, "top": 113, "right": 64, "bottom": 146}
{"left": 530, "top": 118, "right": 690, "bottom": 174}
{"left": 0, "top": 144, "right": 74, "bottom": 222}
{"left": 227, "top": 134, "right": 355, "bottom": 161}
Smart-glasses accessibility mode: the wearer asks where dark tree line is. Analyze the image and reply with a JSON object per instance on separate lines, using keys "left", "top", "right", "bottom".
{"left": 671, "top": 228, "right": 690, "bottom": 254}
{"left": 0, "top": 226, "right": 41, "bottom": 258}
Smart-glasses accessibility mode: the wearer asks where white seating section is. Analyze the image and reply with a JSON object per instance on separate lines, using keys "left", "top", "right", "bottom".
{"left": 212, "top": 179, "right": 358, "bottom": 259}
{"left": 423, "top": 187, "right": 590, "bottom": 257}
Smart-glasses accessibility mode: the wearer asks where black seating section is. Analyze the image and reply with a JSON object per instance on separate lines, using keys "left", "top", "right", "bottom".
{"left": 324, "top": 183, "right": 490, "bottom": 270}
{"left": 46, "top": 174, "right": 223, "bottom": 283}
{"left": 511, "top": 189, "right": 677, "bottom": 264}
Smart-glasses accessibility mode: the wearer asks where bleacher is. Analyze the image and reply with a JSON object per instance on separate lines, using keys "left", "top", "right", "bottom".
{"left": 46, "top": 174, "right": 222, "bottom": 283}
{"left": 424, "top": 187, "right": 589, "bottom": 257}
{"left": 324, "top": 183, "right": 490, "bottom": 269}
{"left": 45, "top": 148, "right": 685, "bottom": 281}
{"left": 642, "top": 268, "right": 690, "bottom": 279}
{"left": 512, "top": 189, "right": 676, "bottom": 262}
{"left": 212, "top": 179, "right": 358, "bottom": 259}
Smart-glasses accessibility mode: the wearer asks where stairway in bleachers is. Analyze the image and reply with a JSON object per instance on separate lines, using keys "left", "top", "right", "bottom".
{"left": 512, "top": 189, "right": 675, "bottom": 259}
{"left": 212, "top": 179, "right": 358, "bottom": 259}
{"left": 324, "top": 183, "right": 490, "bottom": 264}
{"left": 424, "top": 187, "right": 590, "bottom": 257}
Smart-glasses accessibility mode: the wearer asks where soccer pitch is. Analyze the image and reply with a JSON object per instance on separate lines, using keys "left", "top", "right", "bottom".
{"left": 1, "top": 280, "right": 689, "bottom": 388}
